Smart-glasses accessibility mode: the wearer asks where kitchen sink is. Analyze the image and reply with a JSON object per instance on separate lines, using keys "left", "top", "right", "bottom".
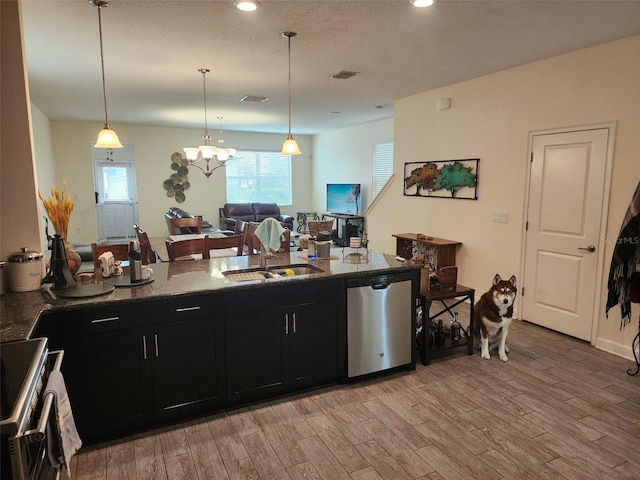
{"left": 222, "top": 264, "right": 325, "bottom": 282}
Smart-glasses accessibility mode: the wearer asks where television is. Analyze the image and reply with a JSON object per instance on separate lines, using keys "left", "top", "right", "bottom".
{"left": 326, "top": 183, "right": 361, "bottom": 215}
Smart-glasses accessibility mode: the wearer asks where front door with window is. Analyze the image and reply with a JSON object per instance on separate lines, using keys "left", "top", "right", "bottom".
{"left": 93, "top": 145, "right": 139, "bottom": 241}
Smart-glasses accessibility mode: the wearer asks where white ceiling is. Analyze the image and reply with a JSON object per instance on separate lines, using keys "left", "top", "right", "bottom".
{"left": 20, "top": 0, "right": 640, "bottom": 136}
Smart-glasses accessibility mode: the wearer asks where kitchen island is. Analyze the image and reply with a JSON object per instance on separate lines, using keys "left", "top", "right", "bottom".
{"left": 1, "top": 250, "right": 418, "bottom": 444}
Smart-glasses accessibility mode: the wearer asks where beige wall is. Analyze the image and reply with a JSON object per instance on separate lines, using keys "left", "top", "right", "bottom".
{"left": 1, "top": 0, "right": 42, "bottom": 260}
{"left": 41, "top": 121, "right": 312, "bottom": 243}
{"left": 365, "top": 34, "right": 640, "bottom": 359}
{"left": 312, "top": 118, "right": 394, "bottom": 217}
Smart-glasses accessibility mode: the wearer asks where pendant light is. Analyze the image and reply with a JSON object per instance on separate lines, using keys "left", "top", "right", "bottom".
{"left": 183, "top": 69, "right": 231, "bottom": 178}
{"left": 281, "top": 31, "right": 301, "bottom": 156}
{"left": 214, "top": 116, "right": 236, "bottom": 162}
{"left": 91, "top": 0, "right": 123, "bottom": 150}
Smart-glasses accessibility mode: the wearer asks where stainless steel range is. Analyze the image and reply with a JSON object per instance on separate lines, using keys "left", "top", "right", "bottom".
{"left": 1, "top": 338, "right": 64, "bottom": 480}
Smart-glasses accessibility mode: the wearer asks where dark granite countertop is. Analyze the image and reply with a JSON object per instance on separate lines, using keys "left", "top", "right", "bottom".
{"left": 1, "top": 250, "right": 410, "bottom": 342}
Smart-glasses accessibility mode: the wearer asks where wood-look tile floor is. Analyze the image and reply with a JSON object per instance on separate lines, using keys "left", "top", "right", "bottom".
{"left": 69, "top": 318, "right": 640, "bottom": 480}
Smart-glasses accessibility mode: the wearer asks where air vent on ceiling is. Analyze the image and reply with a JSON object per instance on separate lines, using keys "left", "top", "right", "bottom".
{"left": 240, "top": 95, "right": 269, "bottom": 103}
{"left": 330, "top": 70, "right": 360, "bottom": 80}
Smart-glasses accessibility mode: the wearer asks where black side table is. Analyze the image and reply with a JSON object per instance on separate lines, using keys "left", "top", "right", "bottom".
{"left": 418, "top": 284, "right": 475, "bottom": 365}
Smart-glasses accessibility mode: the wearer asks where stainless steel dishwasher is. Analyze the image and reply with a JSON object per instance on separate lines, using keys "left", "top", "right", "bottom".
{"left": 346, "top": 272, "right": 413, "bottom": 378}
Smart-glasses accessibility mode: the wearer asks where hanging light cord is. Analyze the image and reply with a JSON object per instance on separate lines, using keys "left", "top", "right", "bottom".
{"left": 97, "top": 5, "right": 110, "bottom": 127}
{"left": 200, "top": 68, "right": 211, "bottom": 142}
{"left": 218, "top": 116, "right": 224, "bottom": 145}
{"left": 286, "top": 33, "right": 293, "bottom": 137}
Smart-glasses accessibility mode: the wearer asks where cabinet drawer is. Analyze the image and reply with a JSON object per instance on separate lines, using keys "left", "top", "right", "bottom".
{"left": 50, "top": 302, "right": 149, "bottom": 336}
{"left": 149, "top": 293, "right": 223, "bottom": 322}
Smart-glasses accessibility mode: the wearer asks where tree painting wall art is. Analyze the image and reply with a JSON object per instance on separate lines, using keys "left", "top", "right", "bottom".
{"left": 403, "top": 159, "right": 479, "bottom": 200}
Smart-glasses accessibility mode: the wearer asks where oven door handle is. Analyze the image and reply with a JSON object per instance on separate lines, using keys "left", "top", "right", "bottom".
{"left": 25, "top": 350, "right": 64, "bottom": 442}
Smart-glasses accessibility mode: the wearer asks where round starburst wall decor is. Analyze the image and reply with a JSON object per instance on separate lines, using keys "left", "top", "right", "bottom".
{"left": 163, "top": 152, "right": 191, "bottom": 203}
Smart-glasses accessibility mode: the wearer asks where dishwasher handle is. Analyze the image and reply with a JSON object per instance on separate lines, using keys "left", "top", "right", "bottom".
{"left": 346, "top": 272, "right": 412, "bottom": 289}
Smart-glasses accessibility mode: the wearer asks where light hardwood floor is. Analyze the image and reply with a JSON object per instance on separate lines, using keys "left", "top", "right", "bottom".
{"left": 69, "top": 318, "right": 640, "bottom": 480}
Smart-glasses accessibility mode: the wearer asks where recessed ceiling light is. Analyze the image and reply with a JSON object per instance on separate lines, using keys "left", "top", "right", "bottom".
{"left": 410, "top": 0, "right": 435, "bottom": 7}
{"left": 234, "top": 1, "right": 259, "bottom": 12}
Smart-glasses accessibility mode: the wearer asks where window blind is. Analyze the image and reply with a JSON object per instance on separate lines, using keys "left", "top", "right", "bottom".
{"left": 225, "top": 151, "right": 292, "bottom": 205}
{"left": 372, "top": 141, "right": 394, "bottom": 199}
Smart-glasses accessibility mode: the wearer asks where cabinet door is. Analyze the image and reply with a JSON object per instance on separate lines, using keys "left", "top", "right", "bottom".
{"left": 289, "top": 300, "right": 345, "bottom": 389}
{"left": 33, "top": 305, "right": 153, "bottom": 444}
{"left": 69, "top": 327, "right": 153, "bottom": 443}
{"left": 151, "top": 315, "right": 225, "bottom": 420}
{"left": 225, "top": 308, "right": 288, "bottom": 404}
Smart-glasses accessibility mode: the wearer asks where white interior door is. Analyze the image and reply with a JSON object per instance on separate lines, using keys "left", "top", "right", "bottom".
{"left": 93, "top": 145, "right": 139, "bottom": 241}
{"left": 522, "top": 127, "right": 610, "bottom": 341}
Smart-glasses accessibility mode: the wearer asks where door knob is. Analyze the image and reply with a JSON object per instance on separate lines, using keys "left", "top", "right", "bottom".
{"left": 578, "top": 245, "right": 596, "bottom": 252}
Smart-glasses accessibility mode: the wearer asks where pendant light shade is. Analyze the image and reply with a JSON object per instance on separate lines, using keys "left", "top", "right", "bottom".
{"left": 281, "top": 31, "right": 301, "bottom": 156}
{"left": 95, "top": 126, "right": 123, "bottom": 148}
{"left": 282, "top": 136, "right": 302, "bottom": 155}
{"left": 91, "top": 0, "right": 122, "bottom": 149}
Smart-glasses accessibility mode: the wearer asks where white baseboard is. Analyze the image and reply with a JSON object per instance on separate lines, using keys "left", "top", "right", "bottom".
{"left": 595, "top": 337, "right": 638, "bottom": 361}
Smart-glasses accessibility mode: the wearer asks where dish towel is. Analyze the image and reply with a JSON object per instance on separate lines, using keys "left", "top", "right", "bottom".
{"left": 45, "top": 370, "right": 82, "bottom": 477}
{"left": 254, "top": 218, "right": 286, "bottom": 253}
{"left": 606, "top": 180, "right": 640, "bottom": 330}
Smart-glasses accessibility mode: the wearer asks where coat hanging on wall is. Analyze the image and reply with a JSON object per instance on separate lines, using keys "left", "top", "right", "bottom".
{"left": 606, "top": 179, "right": 640, "bottom": 330}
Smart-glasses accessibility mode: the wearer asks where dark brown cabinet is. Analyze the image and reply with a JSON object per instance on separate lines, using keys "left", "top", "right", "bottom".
{"left": 225, "top": 279, "right": 345, "bottom": 405}
{"left": 148, "top": 296, "right": 225, "bottom": 421}
{"left": 33, "top": 303, "right": 152, "bottom": 442}
{"left": 33, "top": 294, "right": 225, "bottom": 443}
{"left": 31, "top": 279, "right": 347, "bottom": 444}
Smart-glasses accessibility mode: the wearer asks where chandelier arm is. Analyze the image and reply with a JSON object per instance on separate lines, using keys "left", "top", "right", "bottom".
{"left": 188, "top": 159, "right": 224, "bottom": 178}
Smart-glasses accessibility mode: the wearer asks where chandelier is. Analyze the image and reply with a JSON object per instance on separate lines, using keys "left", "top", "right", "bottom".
{"left": 183, "top": 69, "right": 235, "bottom": 178}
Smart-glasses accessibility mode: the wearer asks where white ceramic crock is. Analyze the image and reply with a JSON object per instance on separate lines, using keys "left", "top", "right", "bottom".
{"left": 7, "top": 248, "right": 44, "bottom": 292}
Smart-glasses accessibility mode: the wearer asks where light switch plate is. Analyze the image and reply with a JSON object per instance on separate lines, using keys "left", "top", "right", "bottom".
{"left": 492, "top": 211, "right": 509, "bottom": 223}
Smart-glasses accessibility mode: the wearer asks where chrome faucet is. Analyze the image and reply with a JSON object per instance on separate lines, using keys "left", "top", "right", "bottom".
{"left": 259, "top": 246, "right": 277, "bottom": 268}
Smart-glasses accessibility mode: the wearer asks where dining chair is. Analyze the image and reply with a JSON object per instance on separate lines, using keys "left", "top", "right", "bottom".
{"left": 308, "top": 219, "right": 334, "bottom": 238}
{"left": 134, "top": 224, "right": 158, "bottom": 263}
{"left": 247, "top": 224, "right": 291, "bottom": 254}
{"left": 166, "top": 216, "right": 202, "bottom": 235}
{"left": 206, "top": 234, "right": 245, "bottom": 257}
{"left": 165, "top": 236, "right": 210, "bottom": 262}
{"left": 245, "top": 222, "right": 261, "bottom": 254}
{"left": 233, "top": 220, "right": 249, "bottom": 254}
{"left": 91, "top": 243, "right": 131, "bottom": 269}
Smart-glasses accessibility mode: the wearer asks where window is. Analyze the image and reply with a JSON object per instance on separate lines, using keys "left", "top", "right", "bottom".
{"left": 372, "top": 141, "right": 394, "bottom": 199}
{"left": 225, "top": 151, "right": 292, "bottom": 205}
{"left": 100, "top": 164, "right": 130, "bottom": 201}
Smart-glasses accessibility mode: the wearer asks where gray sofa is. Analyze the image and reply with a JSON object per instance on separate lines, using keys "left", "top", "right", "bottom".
{"left": 219, "top": 203, "right": 294, "bottom": 231}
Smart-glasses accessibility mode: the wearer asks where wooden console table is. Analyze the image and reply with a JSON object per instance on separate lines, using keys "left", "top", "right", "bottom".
{"left": 392, "top": 233, "right": 461, "bottom": 271}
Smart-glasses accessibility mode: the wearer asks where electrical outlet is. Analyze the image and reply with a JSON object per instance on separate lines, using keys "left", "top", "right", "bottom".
{"left": 76, "top": 227, "right": 81, "bottom": 234}
{"left": 491, "top": 211, "right": 509, "bottom": 223}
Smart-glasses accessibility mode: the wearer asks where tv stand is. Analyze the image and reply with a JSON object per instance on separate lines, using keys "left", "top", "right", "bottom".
{"left": 322, "top": 213, "right": 365, "bottom": 247}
